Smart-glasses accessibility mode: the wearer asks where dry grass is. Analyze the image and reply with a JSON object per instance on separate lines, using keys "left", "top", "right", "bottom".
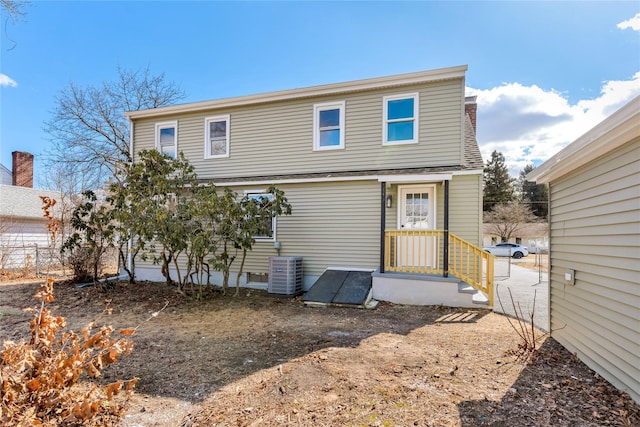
{"left": 1, "top": 279, "right": 637, "bottom": 427}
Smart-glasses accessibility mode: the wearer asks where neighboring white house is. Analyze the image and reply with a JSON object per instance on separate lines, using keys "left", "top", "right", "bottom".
{"left": 482, "top": 222, "right": 548, "bottom": 253}
{"left": 0, "top": 152, "right": 63, "bottom": 273}
{"left": 527, "top": 96, "right": 639, "bottom": 403}
{"left": 1, "top": 163, "right": 11, "bottom": 185}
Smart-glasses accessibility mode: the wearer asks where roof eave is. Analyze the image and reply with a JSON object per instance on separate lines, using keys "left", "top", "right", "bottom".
{"left": 527, "top": 96, "right": 640, "bottom": 184}
{"left": 124, "top": 65, "right": 468, "bottom": 119}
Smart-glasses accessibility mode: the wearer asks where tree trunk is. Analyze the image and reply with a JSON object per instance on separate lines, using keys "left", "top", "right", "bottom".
{"left": 235, "top": 249, "right": 247, "bottom": 296}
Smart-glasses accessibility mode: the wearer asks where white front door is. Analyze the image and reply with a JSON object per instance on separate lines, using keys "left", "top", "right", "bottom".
{"left": 397, "top": 185, "right": 436, "bottom": 268}
{"left": 399, "top": 185, "right": 435, "bottom": 230}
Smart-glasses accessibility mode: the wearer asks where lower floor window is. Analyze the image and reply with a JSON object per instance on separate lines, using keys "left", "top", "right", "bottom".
{"left": 247, "top": 192, "right": 276, "bottom": 241}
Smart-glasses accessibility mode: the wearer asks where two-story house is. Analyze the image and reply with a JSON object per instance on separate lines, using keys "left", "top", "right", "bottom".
{"left": 125, "top": 65, "right": 493, "bottom": 307}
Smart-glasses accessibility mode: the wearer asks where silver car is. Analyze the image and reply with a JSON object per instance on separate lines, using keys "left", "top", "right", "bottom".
{"left": 483, "top": 243, "right": 529, "bottom": 259}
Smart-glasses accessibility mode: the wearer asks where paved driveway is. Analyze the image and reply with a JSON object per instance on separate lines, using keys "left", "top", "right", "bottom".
{"left": 492, "top": 258, "right": 549, "bottom": 332}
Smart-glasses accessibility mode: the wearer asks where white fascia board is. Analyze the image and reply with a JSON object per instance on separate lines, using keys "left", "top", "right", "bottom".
{"left": 527, "top": 96, "right": 640, "bottom": 184}
{"left": 124, "top": 65, "right": 468, "bottom": 120}
{"left": 214, "top": 172, "right": 455, "bottom": 187}
{"left": 215, "top": 175, "right": 377, "bottom": 187}
{"left": 378, "top": 174, "right": 453, "bottom": 183}
{"left": 452, "top": 169, "right": 482, "bottom": 176}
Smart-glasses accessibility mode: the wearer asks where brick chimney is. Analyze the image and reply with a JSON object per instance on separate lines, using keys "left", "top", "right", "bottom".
{"left": 465, "top": 95, "right": 477, "bottom": 134}
{"left": 12, "top": 151, "right": 34, "bottom": 188}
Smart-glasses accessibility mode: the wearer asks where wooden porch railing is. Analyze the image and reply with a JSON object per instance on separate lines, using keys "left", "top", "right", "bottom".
{"left": 384, "top": 230, "right": 494, "bottom": 306}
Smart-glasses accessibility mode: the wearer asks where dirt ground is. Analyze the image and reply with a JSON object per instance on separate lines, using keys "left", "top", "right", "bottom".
{"left": 1, "top": 277, "right": 638, "bottom": 426}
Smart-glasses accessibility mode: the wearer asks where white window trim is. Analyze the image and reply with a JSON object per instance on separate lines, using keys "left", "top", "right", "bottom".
{"left": 155, "top": 121, "right": 178, "bottom": 157}
{"left": 313, "top": 101, "right": 345, "bottom": 151}
{"left": 204, "top": 114, "right": 230, "bottom": 159}
{"left": 382, "top": 93, "right": 419, "bottom": 146}
{"left": 244, "top": 190, "right": 276, "bottom": 242}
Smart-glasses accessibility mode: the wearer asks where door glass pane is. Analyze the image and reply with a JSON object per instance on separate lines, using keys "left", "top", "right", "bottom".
{"left": 404, "top": 192, "right": 429, "bottom": 229}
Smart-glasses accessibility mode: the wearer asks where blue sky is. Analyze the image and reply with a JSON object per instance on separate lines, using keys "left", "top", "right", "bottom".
{"left": 1, "top": 1, "right": 639, "bottom": 186}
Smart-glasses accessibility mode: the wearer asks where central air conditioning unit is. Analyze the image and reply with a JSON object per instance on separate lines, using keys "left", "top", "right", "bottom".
{"left": 268, "top": 256, "right": 303, "bottom": 295}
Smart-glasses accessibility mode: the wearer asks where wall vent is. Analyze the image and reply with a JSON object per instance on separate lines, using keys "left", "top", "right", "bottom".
{"left": 268, "top": 256, "right": 303, "bottom": 295}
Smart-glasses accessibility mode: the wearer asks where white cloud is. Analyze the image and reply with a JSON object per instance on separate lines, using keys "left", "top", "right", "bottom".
{"left": 617, "top": 13, "right": 640, "bottom": 31}
{"left": 467, "top": 73, "right": 640, "bottom": 176}
{"left": 0, "top": 73, "right": 18, "bottom": 87}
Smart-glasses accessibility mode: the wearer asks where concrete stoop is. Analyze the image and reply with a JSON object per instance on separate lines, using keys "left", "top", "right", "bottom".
{"left": 371, "top": 271, "right": 490, "bottom": 308}
{"left": 457, "top": 283, "right": 490, "bottom": 306}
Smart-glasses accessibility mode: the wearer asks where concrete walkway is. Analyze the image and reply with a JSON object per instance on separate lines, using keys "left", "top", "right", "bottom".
{"left": 492, "top": 258, "right": 549, "bottom": 332}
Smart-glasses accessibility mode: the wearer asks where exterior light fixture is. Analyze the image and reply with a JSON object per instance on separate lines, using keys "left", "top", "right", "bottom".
{"left": 386, "top": 195, "right": 393, "bottom": 208}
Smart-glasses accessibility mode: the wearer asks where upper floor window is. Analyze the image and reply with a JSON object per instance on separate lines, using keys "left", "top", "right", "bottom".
{"left": 383, "top": 93, "right": 419, "bottom": 145}
{"left": 155, "top": 121, "right": 177, "bottom": 158}
{"left": 313, "top": 101, "right": 345, "bottom": 150}
{"left": 205, "top": 115, "right": 230, "bottom": 158}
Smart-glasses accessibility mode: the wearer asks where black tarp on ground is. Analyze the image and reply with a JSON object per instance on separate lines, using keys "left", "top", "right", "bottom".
{"left": 302, "top": 270, "right": 372, "bottom": 306}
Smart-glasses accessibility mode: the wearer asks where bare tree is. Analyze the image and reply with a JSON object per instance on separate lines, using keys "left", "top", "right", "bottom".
{"left": 484, "top": 201, "right": 537, "bottom": 242}
{"left": 0, "top": 215, "right": 20, "bottom": 272}
{"left": 1, "top": 0, "right": 28, "bottom": 22}
{"left": 1, "top": 0, "right": 29, "bottom": 50}
{"left": 44, "top": 67, "right": 186, "bottom": 190}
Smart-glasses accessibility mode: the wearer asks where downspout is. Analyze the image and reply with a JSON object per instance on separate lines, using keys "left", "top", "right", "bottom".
{"left": 127, "top": 118, "right": 134, "bottom": 274}
{"left": 380, "top": 182, "right": 386, "bottom": 274}
{"left": 443, "top": 179, "right": 449, "bottom": 278}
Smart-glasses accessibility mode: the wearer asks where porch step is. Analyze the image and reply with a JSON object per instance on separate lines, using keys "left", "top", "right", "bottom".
{"left": 457, "top": 282, "right": 490, "bottom": 306}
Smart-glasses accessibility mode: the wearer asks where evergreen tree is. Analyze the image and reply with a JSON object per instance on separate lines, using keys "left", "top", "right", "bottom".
{"left": 519, "top": 164, "right": 549, "bottom": 220}
{"left": 483, "top": 151, "right": 515, "bottom": 212}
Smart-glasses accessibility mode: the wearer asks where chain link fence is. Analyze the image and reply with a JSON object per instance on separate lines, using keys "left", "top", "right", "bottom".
{"left": 0, "top": 244, "right": 62, "bottom": 276}
{"left": 0, "top": 244, "right": 118, "bottom": 278}
{"left": 493, "top": 251, "right": 549, "bottom": 284}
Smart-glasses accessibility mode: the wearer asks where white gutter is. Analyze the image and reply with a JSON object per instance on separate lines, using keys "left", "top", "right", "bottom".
{"left": 124, "top": 65, "right": 468, "bottom": 119}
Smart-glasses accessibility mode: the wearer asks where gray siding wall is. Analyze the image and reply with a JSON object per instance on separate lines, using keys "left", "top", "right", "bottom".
{"left": 548, "top": 138, "right": 639, "bottom": 402}
{"left": 132, "top": 79, "right": 464, "bottom": 178}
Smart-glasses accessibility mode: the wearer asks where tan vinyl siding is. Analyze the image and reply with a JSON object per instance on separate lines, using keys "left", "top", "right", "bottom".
{"left": 135, "top": 180, "right": 382, "bottom": 279}
{"left": 548, "top": 138, "right": 640, "bottom": 402}
{"left": 131, "top": 79, "right": 464, "bottom": 177}
{"left": 241, "top": 180, "right": 381, "bottom": 276}
{"left": 447, "top": 174, "right": 483, "bottom": 245}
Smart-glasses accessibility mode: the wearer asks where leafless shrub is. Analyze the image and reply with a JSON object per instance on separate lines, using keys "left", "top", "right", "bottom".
{"left": 497, "top": 287, "right": 546, "bottom": 361}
